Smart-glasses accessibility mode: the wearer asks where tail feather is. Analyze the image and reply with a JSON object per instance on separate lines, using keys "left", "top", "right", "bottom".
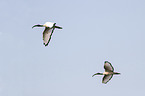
{"left": 55, "top": 26, "right": 62, "bottom": 29}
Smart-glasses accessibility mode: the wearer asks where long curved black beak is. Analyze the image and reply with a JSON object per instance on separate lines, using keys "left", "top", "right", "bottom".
{"left": 32, "top": 24, "right": 43, "bottom": 28}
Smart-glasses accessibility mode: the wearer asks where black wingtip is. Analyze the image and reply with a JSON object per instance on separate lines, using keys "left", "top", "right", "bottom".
{"left": 45, "top": 43, "right": 48, "bottom": 46}
{"left": 102, "top": 81, "right": 107, "bottom": 84}
{"left": 43, "top": 42, "right": 49, "bottom": 47}
{"left": 104, "top": 61, "right": 109, "bottom": 63}
{"left": 43, "top": 43, "right": 48, "bottom": 47}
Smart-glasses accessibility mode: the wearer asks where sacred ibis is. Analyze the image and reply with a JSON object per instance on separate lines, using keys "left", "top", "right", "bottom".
{"left": 92, "top": 61, "right": 120, "bottom": 84}
{"left": 32, "top": 22, "right": 62, "bottom": 46}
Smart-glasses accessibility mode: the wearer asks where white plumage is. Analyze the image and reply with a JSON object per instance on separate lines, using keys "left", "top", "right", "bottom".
{"left": 92, "top": 61, "right": 120, "bottom": 84}
{"left": 32, "top": 22, "right": 62, "bottom": 46}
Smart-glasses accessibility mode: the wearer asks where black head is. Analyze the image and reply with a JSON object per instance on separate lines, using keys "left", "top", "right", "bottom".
{"left": 32, "top": 24, "right": 43, "bottom": 28}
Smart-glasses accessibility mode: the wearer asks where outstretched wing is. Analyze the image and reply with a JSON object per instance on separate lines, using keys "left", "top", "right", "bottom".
{"left": 43, "top": 27, "right": 55, "bottom": 46}
{"left": 104, "top": 61, "right": 114, "bottom": 72}
{"left": 102, "top": 75, "right": 113, "bottom": 84}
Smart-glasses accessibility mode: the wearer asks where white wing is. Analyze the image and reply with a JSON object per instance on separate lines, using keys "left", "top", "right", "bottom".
{"left": 104, "top": 61, "right": 114, "bottom": 72}
{"left": 43, "top": 27, "right": 55, "bottom": 46}
{"left": 102, "top": 75, "right": 113, "bottom": 84}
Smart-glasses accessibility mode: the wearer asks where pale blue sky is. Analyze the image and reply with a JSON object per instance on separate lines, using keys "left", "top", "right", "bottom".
{"left": 0, "top": 0, "right": 145, "bottom": 96}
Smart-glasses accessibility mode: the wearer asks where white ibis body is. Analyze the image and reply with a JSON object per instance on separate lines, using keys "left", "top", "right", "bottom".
{"left": 92, "top": 61, "right": 120, "bottom": 84}
{"left": 32, "top": 22, "right": 62, "bottom": 46}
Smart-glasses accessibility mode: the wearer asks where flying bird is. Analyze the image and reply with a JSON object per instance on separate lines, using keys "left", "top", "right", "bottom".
{"left": 32, "top": 22, "right": 62, "bottom": 46}
{"left": 92, "top": 61, "right": 120, "bottom": 84}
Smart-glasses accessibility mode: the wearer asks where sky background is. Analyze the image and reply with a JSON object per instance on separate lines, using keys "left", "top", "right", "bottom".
{"left": 0, "top": 0, "right": 145, "bottom": 96}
